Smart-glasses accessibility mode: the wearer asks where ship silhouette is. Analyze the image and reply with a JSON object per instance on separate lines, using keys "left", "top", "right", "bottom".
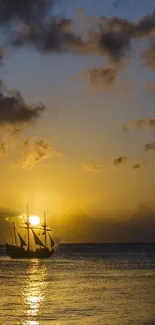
{"left": 5, "top": 205, "right": 57, "bottom": 258}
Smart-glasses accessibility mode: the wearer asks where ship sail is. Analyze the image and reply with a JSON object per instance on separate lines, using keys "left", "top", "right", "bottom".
{"left": 31, "top": 229, "right": 45, "bottom": 247}
{"left": 48, "top": 233, "right": 55, "bottom": 249}
{"left": 17, "top": 233, "right": 27, "bottom": 247}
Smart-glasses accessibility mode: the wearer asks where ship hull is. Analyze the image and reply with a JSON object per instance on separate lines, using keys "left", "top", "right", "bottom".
{"left": 5, "top": 244, "right": 55, "bottom": 259}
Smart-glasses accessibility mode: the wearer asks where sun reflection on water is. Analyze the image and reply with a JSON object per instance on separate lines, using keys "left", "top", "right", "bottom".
{"left": 22, "top": 260, "right": 47, "bottom": 325}
{"left": 27, "top": 294, "right": 43, "bottom": 317}
{"left": 24, "top": 321, "right": 39, "bottom": 325}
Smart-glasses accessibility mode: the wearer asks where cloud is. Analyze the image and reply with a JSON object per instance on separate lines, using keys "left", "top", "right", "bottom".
{"left": 0, "top": 2, "right": 154, "bottom": 63}
{"left": 113, "top": 156, "right": 127, "bottom": 166}
{"left": 0, "top": 1, "right": 78, "bottom": 56}
{"left": 0, "top": 80, "right": 45, "bottom": 126}
{"left": 11, "top": 18, "right": 75, "bottom": 53}
{"left": 68, "top": 12, "right": 155, "bottom": 62}
{"left": 87, "top": 67, "right": 116, "bottom": 87}
{"left": 132, "top": 161, "right": 148, "bottom": 169}
{"left": 0, "top": 207, "right": 25, "bottom": 243}
{"left": 74, "top": 63, "right": 134, "bottom": 95}
{"left": 0, "top": 142, "right": 8, "bottom": 156}
{"left": 144, "top": 142, "right": 155, "bottom": 152}
{"left": 103, "top": 12, "right": 155, "bottom": 38}
{"left": 140, "top": 41, "right": 155, "bottom": 70}
{"left": 1, "top": 1, "right": 155, "bottom": 78}
{"left": 83, "top": 160, "right": 104, "bottom": 172}
{"left": 59, "top": 202, "right": 155, "bottom": 243}
{"left": 2, "top": 202, "right": 155, "bottom": 244}
{"left": 6, "top": 125, "right": 23, "bottom": 140}
{"left": 16, "top": 137, "right": 63, "bottom": 169}
{"left": 145, "top": 81, "right": 155, "bottom": 94}
{"left": 132, "top": 163, "right": 141, "bottom": 169}
{"left": 123, "top": 118, "right": 155, "bottom": 131}
{"left": 0, "top": 0, "right": 52, "bottom": 25}
{"left": 83, "top": 158, "right": 148, "bottom": 171}
{"left": 99, "top": 31, "right": 131, "bottom": 62}
{"left": 0, "top": 47, "right": 8, "bottom": 62}
{"left": 68, "top": 12, "right": 155, "bottom": 61}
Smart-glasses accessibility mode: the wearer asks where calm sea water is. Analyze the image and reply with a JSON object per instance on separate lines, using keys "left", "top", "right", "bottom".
{"left": 0, "top": 244, "right": 155, "bottom": 325}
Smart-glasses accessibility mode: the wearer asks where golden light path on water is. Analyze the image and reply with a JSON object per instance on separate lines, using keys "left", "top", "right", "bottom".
{"left": 22, "top": 260, "right": 47, "bottom": 325}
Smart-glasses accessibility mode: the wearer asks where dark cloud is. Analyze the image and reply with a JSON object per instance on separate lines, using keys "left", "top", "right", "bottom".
{"left": 123, "top": 118, "right": 155, "bottom": 131}
{"left": 99, "top": 31, "right": 131, "bottom": 61}
{"left": 0, "top": 0, "right": 52, "bottom": 25}
{"left": 132, "top": 161, "right": 148, "bottom": 169}
{"left": 0, "top": 1, "right": 155, "bottom": 66}
{"left": 68, "top": 11, "right": 155, "bottom": 61}
{"left": 0, "top": 80, "right": 45, "bottom": 126}
{"left": 144, "top": 142, "right": 155, "bottom": 152}
{"left": 0, "top": 141, "right": 8, "bottom": 156}
{"left": 0, "top": 1, "right": 75, "bottom": 55}
{"left": 1, "top": 2, "right": 155, "bottom": 70}
{"left": 105, "top": 12, "right": 155, "bottom": 38}
{"left": 59, "top": 203, "right": 155, "bottom": 243}
{"left": 0, "top": 207, "right": 21, "bottom": 243}
{"left": 79, "top": 64, "right": 134, "bottom": 95}
{"left": 11, "top": 18, "right": 75, "bottom": 53}
{"left": 134, "top": 12, "right": 155, "bottom": 38}
{"left": 132, "top": 163, "right": 141, "bottom": 169}
{"left": 113, "top": 156, "right": 127, "bottom": 166}
{"left": 67, "top": 11, "right": 155, "bottom": 62}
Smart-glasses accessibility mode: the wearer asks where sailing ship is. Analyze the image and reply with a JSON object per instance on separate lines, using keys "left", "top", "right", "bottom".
{"left": 5, "top": 206, "right": 57, "bottom": 259}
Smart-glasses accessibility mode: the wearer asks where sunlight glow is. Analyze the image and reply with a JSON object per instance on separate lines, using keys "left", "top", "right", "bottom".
{"left": 29, "top": 215, "right": 40, "bottom": 226}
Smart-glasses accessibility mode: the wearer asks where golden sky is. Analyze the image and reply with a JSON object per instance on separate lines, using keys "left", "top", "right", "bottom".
{"left": 1, "top": 0, "right": 155, "bottom": 242}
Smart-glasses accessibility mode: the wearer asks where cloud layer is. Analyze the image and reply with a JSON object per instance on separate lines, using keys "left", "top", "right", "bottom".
{"left": 0, "top": 1, "right": 154, "bottom": 65}
{"left": 0, "top": 2, "right": 155, "bottom": 176}
{"left": 83, "top": 156, "right": 149, "bottom": 172}
{"left": 1, "top": 202, "right": 155, "bottom": 243}
{"left": 58, "top": 203, "right": 155, "bottom": 243}
{"left": 0, "top": 81, "right": 45, "bottom": 126}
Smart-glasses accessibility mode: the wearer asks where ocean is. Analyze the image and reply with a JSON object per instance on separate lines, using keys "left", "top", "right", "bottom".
{"left": 0, "top": 244, "right": 155, "bottom": 325}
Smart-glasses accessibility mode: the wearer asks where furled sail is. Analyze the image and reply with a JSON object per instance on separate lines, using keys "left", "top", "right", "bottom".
{"left": 31, "top": 229, "right": 44, "bottom": 247}
{"left": 48, "top": 233, "right": 55, "bottom": 249}
{"left": 17, "top": 232, "right": 27, "bottom": 247}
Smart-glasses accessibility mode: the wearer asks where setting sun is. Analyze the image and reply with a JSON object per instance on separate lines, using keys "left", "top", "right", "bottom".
{"left": 29, "top": 215, "right": 40, "bottom": 226}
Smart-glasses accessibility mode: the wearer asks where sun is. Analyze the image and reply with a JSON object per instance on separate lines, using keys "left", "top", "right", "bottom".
{"left": 29, "top": 215, "right": 40, "bottom": 226}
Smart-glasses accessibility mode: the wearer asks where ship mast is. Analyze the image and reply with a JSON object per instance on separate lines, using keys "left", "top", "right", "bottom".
{"left": 12, "top": 222, "right": 17, "bottom": 246}
{"left": 20, "top": 205, "right": 31, "bottom": 250}
{"left": 26, "top": 204, "right": 30, "bottom": 251}
{"left": 35, "top": 210, "right": 52, "bottom": 248}
{"left": 43, "top": 210, "right": 47, "bottom": 247}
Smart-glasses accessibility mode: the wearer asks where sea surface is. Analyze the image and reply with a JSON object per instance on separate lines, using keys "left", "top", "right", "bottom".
{"left": 0, "top": 244, "right": 155, "bottom": 325}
